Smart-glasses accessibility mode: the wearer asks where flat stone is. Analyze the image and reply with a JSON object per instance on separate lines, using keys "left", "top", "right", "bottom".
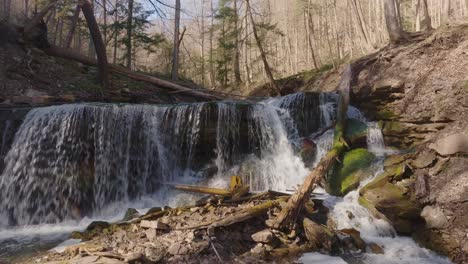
{"left": 429, "top": 133, "right": 468, "bottom": 155}
{"left": 421, "top": 206, "right": 449, "bottom": 229}
{"left": 140, "top": 220, "right": 169, "bottom": 230}
{"left": 98, "top": 257, "right": 126, "bottom": 264}
{"left": 411, "top": 151, "right": 436, "bottom": 169}
{"left": 167, "top": 242, "right": 189, "bottom": 255}
{"left": 70, "top": 255, "right": 99, "bottom": 264}
{"left": 145, "top": 247, "right": 164, "bottom": 262}
{"left": 144, "top": 228, "right": 157, "bottom": 241}
{"left": 251, "top": 229, "right": 275, "bottom": 244}
{"left": 124, "top": 252, "right": 143, "bottom": 263}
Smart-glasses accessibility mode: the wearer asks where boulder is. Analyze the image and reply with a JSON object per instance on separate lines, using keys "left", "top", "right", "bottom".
{"left": 345, "top": 118, "right": 368, "bottom": 148}
{"left": 429, "top": 133, "right": 468, "bottom": 155}
{"left": 328, "top": 148, "right": 376, "bottom": 196}
{"left": 71, "top": 221, "right": 110, "bottom": 241}
{"left": 144, "top": 247, "right": 164, "bottom": 262}
{"left": 167, "top": 242, "right": 190, "bottom": 255}
{"left": 146, "top": 207, "right": 162, "bottom": 215}
{"left": 300, "top": 138, "right": 317, "bottom": 169}
{"left": 420, "top": 206, "right": 449, "bottom": 229}
{"left": 359, "top": 163, "right": 407, "bottom": 195}
{"left": 359, "top": 182, "right": 422, "bottom": 235}
{"left": 339, "top": 228, "right": 366, "bottom": 251}
{"left": 410, "top": 150, "right": 436, "bottom": 169}
{"left": 122, "top": 208, "right": 139, "bottom": 221}
{"left": 144, "top": 228, "right": 157, "bottom": 241}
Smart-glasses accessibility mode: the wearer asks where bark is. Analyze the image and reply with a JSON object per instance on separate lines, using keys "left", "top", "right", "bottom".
{"left": 209, "top": 0, "right": 215, "bottom": 87}
{"left": 126, "top": 0, "right": 134, "bottom": 68}
{"left": 79, "top": 0, "right": 111, "bottom": 91}
{"left": 65, "top": 5, "right": 81, "bottom": 49}
{"left": 172, "top": 184, "right": 232, "bottom": 196}
{"left": 415, "top": 0, "right": 432, "bottom": 31}
{"left": 87, "top": 0, "right": 96, "bottom": 58}
{"left": 245, "top": 0, "right": 280, "bottom": 96}
{"left": 103, "top": 0, "right": 107, "bottom": 44}
{"left": 383, "top": 0, "right": 407, "bottom": 43}
{"left": 171, "top": 0, "right": 181, "bottom": 80}
{"left": 268, "top": 65, "right": 352, "bottom": 230}
{"left": 233, "top": 0, "right": 242, "bottom": 85}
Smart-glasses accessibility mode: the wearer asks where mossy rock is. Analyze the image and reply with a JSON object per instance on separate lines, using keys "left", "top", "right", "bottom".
{"left": 359, "top": 163, "right": 407, "bottom": 195}
{"left": 71, "top": 221, "right": 111, "bottom": 241}
{"left": 327, "top": 148, "right": 375, "bottom": 196}
{"left": 345, "top": 119, "right": 368, "bottom": 148}
{"left": 360, "top": 182, "right": 422, "bottom": 235}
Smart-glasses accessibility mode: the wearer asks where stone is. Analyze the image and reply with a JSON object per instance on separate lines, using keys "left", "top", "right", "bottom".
{"left": 250, "top": 243, "right": 266, "bottom": 255}
{"left": 414, "top": 171, "right": 428, "bottom": 199}
{"left": 146, "top": 207, "right": 162, "bottom": 215}
{"left": 70, "top": 255, "right": 99, "bottom": 264}
{"left": 144, "top": 228, "right": 157, "bottom": 241}
{"left": 421, "top": 206, "right": 449, "bottom": 229}
{"left": 251, "top": 229, "right": 275, "bottom": 244}
{"left": 24, "top": 88, "right": 46, "bottom": 97}
{"left": 340, "top": 228, "right": 366, "bottom": 251}
{"left": 168, "top": 242, "right": 189, "bottom": 255}
{"left": 303, "top": 217, "right": 336, "bottom": 251}
{"left": 368, "top": 243, "right": 384, "bottom": 254}
{"left": 122, "top": 208, "right": 139, "bottom": 221}
{"left": 59, "top": 94, "right": 76, "bottom": 102}
{"left": 140, "top": 220, "right": 169, "bottom": 230}
{"left": 300, "top": 138, "right": 317, "bottom": 169}
{"left": 429, "top": 133, "right": 468, "bottom": 155}
{"left": 98, "top": 257, "right": 126, "bottom": 264}
{"left": 328, "top": 148, "right": 376, "bottom": 196}
{"left": 144, "top": 247, "right": 164, "bottom": 262}
{"left": 123, "top": 252, "right": 143, "bottom": 263}
{"left": 411, "top": 150, "right": 436, "bottom": 169}
{"left": 345, "top": 118, "right": 368, "bottom": 147}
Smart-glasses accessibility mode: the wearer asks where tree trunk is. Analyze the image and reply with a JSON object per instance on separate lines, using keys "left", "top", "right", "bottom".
{"left": 233, "top": 0, "right": 242, "bottom": 85}
{"left": 65, "top": 5, "right": 81, "bottom": 49}
{"left": 209, "top": 0, "right": 215, "bottom": 87}
{"left": 79, "top": 0, "right": 111, "bottom": 91}
{"left": 126, "top": 0, "right": 134, "bottom": 69}
{"left": 415, "top": 0, "right": 433, "bottom": 31}
{"left": 383, "top": 0, "right": 407, "bottom": 43}
{"left": 245, "top": 0, "right": 280, "bottom": 96}
{"left": 23, "top": 0, "right": 58, "bottom": 35}
{"left": 171, "top": 0, "right": 181, "bottom": 80}
{"left": 268, "top": 65, "right": 352, "bottom": 230}
{"left": 350, "top": 0, "right": 374, "bottom": 51}
{"left": 87, "top": 0, "right": 96, "bottom": 58}
{"left": 103, "top": 0, "right": 107, "bottom": 44}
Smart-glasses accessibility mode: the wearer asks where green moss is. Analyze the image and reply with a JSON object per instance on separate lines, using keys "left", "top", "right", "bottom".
{"left": 375, "top": 110, "right": 397, "bottom": 120}
{"left": 327, "top": 148, "right": 375, "bottom": 196}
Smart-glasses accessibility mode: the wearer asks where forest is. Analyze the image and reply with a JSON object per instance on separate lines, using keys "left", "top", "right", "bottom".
{"left": 0, "top": 0, "right": 467, "bottom": 264}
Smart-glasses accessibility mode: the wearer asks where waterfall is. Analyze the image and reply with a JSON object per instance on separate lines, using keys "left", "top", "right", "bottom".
{"left": 0, "top": 93, "right": 334, "bottom": 226}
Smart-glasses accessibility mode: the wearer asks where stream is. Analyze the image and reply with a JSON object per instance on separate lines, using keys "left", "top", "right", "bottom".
{"left": 0, "top": 93, "right": 452, "bottom": 263}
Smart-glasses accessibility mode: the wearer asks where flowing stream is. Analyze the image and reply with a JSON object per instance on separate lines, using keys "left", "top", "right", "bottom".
{"left": 0, "top": 93, "right": 451, "bottom": 263}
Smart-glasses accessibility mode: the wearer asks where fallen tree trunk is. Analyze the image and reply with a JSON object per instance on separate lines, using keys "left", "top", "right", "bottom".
{"left": 23, "top": 0, "right": 58, "bottom": 35}
{"left": 268, "top": 65, "right": 352, "bottom": 230}
{"left": 44, "top": 45, "right": 225, "bottom": 101}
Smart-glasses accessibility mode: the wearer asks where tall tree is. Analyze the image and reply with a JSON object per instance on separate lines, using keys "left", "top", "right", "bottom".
{"left": 245, "top": 0, "right": 280, "bottom": 95}
{"left": 126, "top": 0, "right": 134, "bottom": 68}
{"left": 415, "top": 0, "right": 432, "bottom": 31}
{"left": 233, "top": 0, "right": 241, "bottom": 84}
{"left": 171, "top": 0, "right": 181, "bottom": 80}
{"left": 383, "top": 0, "right": 407, "bottom": 43}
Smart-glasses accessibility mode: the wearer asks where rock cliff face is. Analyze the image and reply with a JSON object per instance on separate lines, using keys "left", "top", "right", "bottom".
{"left": 304, "top": 24, "right": 468, "bottom": 263}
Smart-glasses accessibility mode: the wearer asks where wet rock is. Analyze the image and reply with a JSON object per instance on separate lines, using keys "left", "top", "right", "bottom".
{"left": 414, "top": 171, "right": 428, "bottom": 199}
{"left": 146, "top": 207, "right": 162, "bottom": 215}
{"left": 140, "top": 220, "right": 169, "bottom": 230}
{"left": 360, "top": 163, "right": 408, "bottom": 195}
{"left": 72, "top": 221, "right": 110, "bottom": 241}
{"left": 410, "top": 150, "right": 436, "bottom": 169}
{"left": 421, "top": 205, "right": 449, "bottom": 229}
{"left": 368, "top": 243, "right": 384, "bottom": 254}
{"left": 429, "top": 133, "right": 468, "bottom": 155}
{"left": 122, "top": 208, "right": 139, "bottom": 221}
{"left": 359, "top": 182, "right": 422, "bottom": 235}
{"left": 59, "top": 94, "right": 76, "bottom": 102}
{"left": 303, "top": 217, "right": 336, "bottom": 251}
{"left": 251, "top": 229, "right": 275, "bottom": 244}
{"left": 340, "top": 228, "right": 366, "bottom": 251}
{"left": 345, "top": 118, "right": 368, "bottom": 148}
{"left": 328, "top": 148, "right": 376, "bottom": 196}
{"left": 300, "top": 138, "right": 317, "bottom": 169}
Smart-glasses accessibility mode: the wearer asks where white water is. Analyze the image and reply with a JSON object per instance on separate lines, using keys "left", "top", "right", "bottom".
{"left": 0, "top": 94, "right": 452, "bottom": 263}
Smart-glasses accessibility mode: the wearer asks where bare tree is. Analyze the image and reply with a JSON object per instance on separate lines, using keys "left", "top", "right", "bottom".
{"left": 126, "top": 0, "right": 134, "bottom": 68}
{"left": 415, "top": 0, "right": 432, "bottom": 31}
{"left": 65, "top": 5, "right": 81, "bottom": 48}
{"left": 383, "top": 0, "right": 407, "bottom": 43}
{"left": 171, "top": 0, "right": 181, "bottom": 80}
{"left": 245, "top": 0, "right": 280, "bottom": 95}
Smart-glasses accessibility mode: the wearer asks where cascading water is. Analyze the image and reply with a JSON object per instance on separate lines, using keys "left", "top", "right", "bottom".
{"left": 0, "top": 93, "right": 451, "bottom": 263}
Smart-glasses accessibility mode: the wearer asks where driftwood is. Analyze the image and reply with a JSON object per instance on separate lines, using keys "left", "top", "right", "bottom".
{"left": 268, "top": 65, "right": 352, "bottom": 230}
{"left": 172, "top": 184, "right": 232, "bottom": 196}
{"left": 44, "top": 45, "right": 224, "bottom": 100}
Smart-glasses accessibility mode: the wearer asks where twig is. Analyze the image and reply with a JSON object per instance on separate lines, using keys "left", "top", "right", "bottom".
{"left": 209, "top": 237, "right": 223, "bottom": 263}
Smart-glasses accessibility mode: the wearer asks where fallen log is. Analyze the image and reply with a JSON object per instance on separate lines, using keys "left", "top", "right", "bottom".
{"left": 172, "top": 184, "right": 231, "bottom": 196}
{"left": 43, "top": 45, "right": 225, "bottom": 101}
{"left": 268, "top": 65, "right": 352, "bottom": 230}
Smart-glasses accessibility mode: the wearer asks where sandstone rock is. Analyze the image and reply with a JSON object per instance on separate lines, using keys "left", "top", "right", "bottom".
{"left": 140, "top": 220, "right": 169, "bottom": 230}
{"left": 421, "top": 206, "right": 449, "bottom": 229}
{"left": 339, "top": 228, "right": 366, "bottom": 251}
{"left": 98, "top": 257, "right": 126, "bottom": 264}
{"left": 146, "top": 207, "right": 162, "bottom": 214}
{"left": 124, "top": 252, "right": 144, "bottom": 263}
{"left": 251, "top": 229, "right": 275, "bottom": 244}
{"left": 429, "top": 133, "right": 468, "bottom": 155}
{"left": 145, "top": 247, "right": 164, "bottom": 262}
{"left": 168, "top": 242, "right": 189, "bottom": 255}
{"left": 144, "top": 228, "right": 157, "bottom": 241}
{"left": 410, "top": 150, "right": 436, "bottom": 169}
{"left": 303, "top": 217, "right": 336, "bottom": 251}
{"left": 70, "top": 255, "right": 99, "bottom": 264}
{"left": 250, "top": 243, "right": 266, "bottom": 255}
{"left": 59, "top": 94, "right": 76, "bottom": 102}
